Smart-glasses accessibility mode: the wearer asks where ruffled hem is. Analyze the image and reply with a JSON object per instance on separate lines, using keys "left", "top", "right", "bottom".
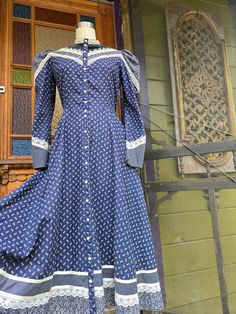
{"left": 0, "top": 287, "right": 164, "bottom": 314}
{"left": 0, "top": 266, "right": 164, "bottom": 313}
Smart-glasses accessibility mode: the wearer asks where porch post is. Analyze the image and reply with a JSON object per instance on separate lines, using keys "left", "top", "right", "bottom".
{"left": 113, "top": 0, "right": 124, "bottom": 49}
{"left": 129, "top": 0, "right": 166, "bottom": 306}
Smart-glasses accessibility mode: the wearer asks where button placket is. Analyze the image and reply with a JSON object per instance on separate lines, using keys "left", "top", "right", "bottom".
{"left": 83, "top": 40, "right": 89, "bottom": 156}
{"left": 82, "top": 39, "right": 96, "bottom": 312}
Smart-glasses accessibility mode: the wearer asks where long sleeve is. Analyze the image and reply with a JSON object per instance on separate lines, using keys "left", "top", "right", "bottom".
{"left": 31, "top": 50, "right": 56, "bottom": 170}
{"left": 119, "top": 49, "right": 146, "bottom": 169}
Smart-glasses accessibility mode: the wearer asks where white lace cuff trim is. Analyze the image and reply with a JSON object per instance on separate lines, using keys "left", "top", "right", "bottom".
{"left": 32, "top": 136, "right": 49, "bottom": 150}
{"left": 126, "top": 134, "right": 146, "bottom": 149}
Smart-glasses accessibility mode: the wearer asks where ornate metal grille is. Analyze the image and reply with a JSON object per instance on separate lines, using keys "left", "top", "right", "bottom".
{"left": 176, "top": 14, "right": 231, "bottom": 165}
{"left": 167, "top": 6, "right": 236, "bottom": 173}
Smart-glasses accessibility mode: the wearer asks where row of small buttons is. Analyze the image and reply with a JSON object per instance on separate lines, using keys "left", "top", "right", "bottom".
{"left": 83, "top": 38, "right": 95, "bottom": 298}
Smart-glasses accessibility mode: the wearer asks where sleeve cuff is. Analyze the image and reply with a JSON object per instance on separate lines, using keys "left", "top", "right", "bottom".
{"left": 32, "top": 146, "right": 49, "bottom": 170}
{"left": 125, "top": 142, "right": 146, "bottom": 168}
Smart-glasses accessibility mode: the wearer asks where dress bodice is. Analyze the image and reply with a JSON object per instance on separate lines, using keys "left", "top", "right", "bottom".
{"left": 33, "top": 40, "right": 140, "bottom": 113}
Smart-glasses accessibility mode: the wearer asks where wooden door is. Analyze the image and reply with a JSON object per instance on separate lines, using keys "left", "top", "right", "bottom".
{"left": 0, "top": 0, "right": 116, "bottom": 196}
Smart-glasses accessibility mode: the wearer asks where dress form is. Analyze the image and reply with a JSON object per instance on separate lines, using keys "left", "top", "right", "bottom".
{"left": 68, "top": 21, "right": 106, "bottom": 50}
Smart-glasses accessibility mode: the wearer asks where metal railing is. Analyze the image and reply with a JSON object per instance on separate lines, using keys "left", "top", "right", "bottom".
{"left": 143, "top": 138, "right": 236, "bottom": 314}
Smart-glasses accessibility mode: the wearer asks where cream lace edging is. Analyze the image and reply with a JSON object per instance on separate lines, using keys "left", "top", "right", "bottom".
{"left": 34, "top": 49, "right": 140, "bottom": 92}
{"left": 0, "top": 286, "right": 89, "bottom": 309}
{"left": 0, "top": 266, "right": 161, "bottom": 309}
{"left": 31, "top": 134, "right": 146, "bottom": 152}
{"left": 0, "top": 282, "right": 161, "bottom": 309}
{"left": 32, "top": 136, "right": 49, "bottom": 150}
{"left": 103, "top": 278, "right": 161, "bottom": 293}
{"left": 126, "top": 134, "right": 146, "bottom": 149}
{"left": 58, "top": 46, "right": 116, "bottom": 56}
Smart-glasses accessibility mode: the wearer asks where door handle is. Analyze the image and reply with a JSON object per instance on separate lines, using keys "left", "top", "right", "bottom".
{"left": 0, "top": 86, "right": 6, "bottom": 94}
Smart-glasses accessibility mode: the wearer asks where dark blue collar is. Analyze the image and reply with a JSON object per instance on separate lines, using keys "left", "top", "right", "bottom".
{"left": 67, "top": 43, "right": 107, "bottom": 50}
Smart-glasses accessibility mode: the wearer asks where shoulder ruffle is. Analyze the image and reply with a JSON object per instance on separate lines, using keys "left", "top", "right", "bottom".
{"left": 121, "top": 49, "right": 140, "bottom": 93}
{"left": 33, "top": 49, "right": 53, "bottom": 74}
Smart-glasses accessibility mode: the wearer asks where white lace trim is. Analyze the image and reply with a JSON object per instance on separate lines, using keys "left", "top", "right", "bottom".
{"left": 0, "top": 268, "right": 161, "bottom": 309}
{"left": 35, "top": 49, "right": 140, "bottom": 92}
{"left": 57, "top": 48, "right": 83, "bottom": 56}
{"left": 0, "top": 267, "right": 157, "bottom": 283}
{"left": 32, "top": 136, "right": 49, "bottom": 150}
{"left": 116, "top": 292, "right": 139, "bottom": 307}
{"left": 58, "top": 46, "right": 116, "bottom": 56}
{"left": 103, "top": 278, "right": 161, "bottom": 292}
{"left": 138, "top": 282, "right": 161, "bottom": 293}
{"left": 34, "top": 53, "right": 52, "bottom": 80}
{"left": 115, "top": 282, "right": 161, "bottom": 307}
{"left": 126, "top": 134, "right": 146, "bottom": 149}
{"left": 0, "top": 268, "right": 93, "bottom": 283}
{"left": 0, "top": 286, "right": 104, "bottom": 306}
{"left": 89, "top": 53, "right": 121, "bottom": 64}
{"left": 34, "top": 52, "right": 81, "bottom": 79}
{"left": 136, "top": 268, "right": 158, "bottom": 274}
{"left": 120, "top": 54, "right": 140, "bottom": 92}
{"left": 51, "top": 52, "right": 83, "bottom": 65}
{"left": 0, "top": 286, "right": 89, "bottom": 309}
{"left": 0, "top": 282, "right": 162, "bottom": 309}
{"left": 88, "top": 53, "right": 140, "bottom": 91}
{"left": 0, "top": 282, "right": 161, "bottom": 309}
{"left": 87, "top": 48, "right": 116, "bottom": 56}
{"left": 103, "top": 278, "right": 115, "bottom": 288}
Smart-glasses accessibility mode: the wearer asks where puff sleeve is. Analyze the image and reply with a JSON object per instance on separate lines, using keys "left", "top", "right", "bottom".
{"left": 119, "top": 50, "right": 146, "bottom": 168}
{"left": 31, "top": 50, "right": 56, "bottom": 170}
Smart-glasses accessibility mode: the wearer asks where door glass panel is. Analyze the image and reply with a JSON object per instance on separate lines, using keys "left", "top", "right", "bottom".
{"left": 35, "top": 25, "right": 76, "bottom": 135}
{"left": 12, "top": 69, "right": 31, "bottom": 85}
{"left": 35, "top": 7, "right": 76, "bottom": 26}
{"left": 35, "top": 25, "right": 75, "bottom": 52}
{"left": 8, "top": 1, "right": 114, "bottom": 160}
{"left": 12, "top": 88, "right": 32, "bottom": 134}
{"left": 13, "top": 21, "right": 31, "bottom": 65}
{"left": 12, "top": 139, "right": 32, "bottom": 156}
{"left": 13, "top": 3, "right": 31, "bottom": 19}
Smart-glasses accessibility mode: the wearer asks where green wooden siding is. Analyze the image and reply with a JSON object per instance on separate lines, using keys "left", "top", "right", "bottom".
{"left": 140, "top": 0, "right": 236, "bottom": 313}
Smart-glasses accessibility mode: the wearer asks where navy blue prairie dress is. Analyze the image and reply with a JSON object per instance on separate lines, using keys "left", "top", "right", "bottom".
{"left": 0, "top": 38, "right": 164, "bottom": 313}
